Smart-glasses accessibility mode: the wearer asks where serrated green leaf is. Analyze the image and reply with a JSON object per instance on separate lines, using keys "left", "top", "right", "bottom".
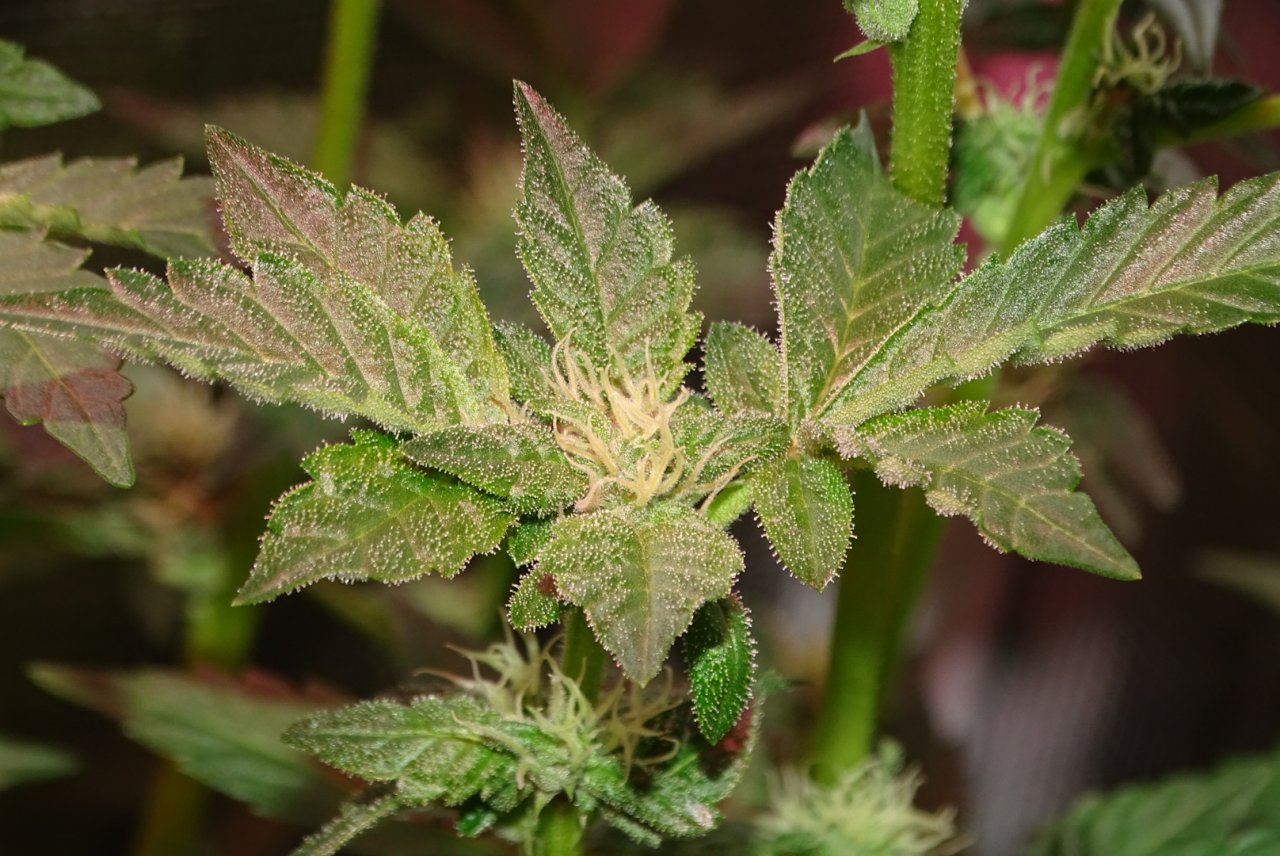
{"left": 684, "top": 598, "right": 756, "bottom": 743}
{"left": 834, "top": 40, "right": 887, "bottom": 60}
{"left": 30, "top": 665, "right": 341, "bottom": 821}
{"left": 1026, "top": 747, "right": 1280, "bottom": 856}
{"left": 0, "top": 231, "right": 133, "bottom": 485}
{"left": 842, "top": 0, "right": 919, "bottom": 42}
{"left": 290, "top": 787, "right": 401, "bottom": 856}
{"left": 538, "top": 505, "right": 743, "bottom": 685}
{"left": 841, "top": 402, "right": 1138, "bottom": 579}
{"left": 513, "top": 82, "right": 701, "bottom": 387}
{"left": 508, "top": 570, "right": 562, "bottom": 630}
{"left": 0, "top": 40, "right": 98, "bottom": 129}
{"left": 0, "top": 252, "right": 481, "bottom": 434}
{"left": 402, "top": 423, "right": 587, "bottom": 514}
{"left": 703, "top": 321, "right": 782, "bottom": 415}
{"left": 207, "top": 127, "right": 508, "bottom": 408}
{"left": 0, "top": 154, "right": 215, "bottom": 259}
{"left": 238, "top": 435, "right": 514, "bottom": 603}
{"left": 0, "top": 734, "right": 76, "bottom": 790}
{"left": 507, "top": 518, "right": 554, "bottom": 567}
{"left": 284, "top": 695, "right": 525, "bottom": 811}
{"left": 829, "top": 174, "right": 1280, "bottom": 426}
{"left": 751, "top": 455, "right": 853, "bottom": 589}
{"left": 494, "top": 320, "right": 553, "bottom": 403}
{"left": 771, "top": 121, "right": 963, "bottom": 424}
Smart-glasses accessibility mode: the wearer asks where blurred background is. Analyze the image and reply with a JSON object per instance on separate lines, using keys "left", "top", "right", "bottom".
{"left": 2, "top": 1, "right": 1280, "bottom": 853}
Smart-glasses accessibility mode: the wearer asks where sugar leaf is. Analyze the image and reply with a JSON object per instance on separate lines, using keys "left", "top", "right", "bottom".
{"left": 703, "top": 321, "right": 782, "bottom": 415}
{"left": 538, "top": 505, "right": 743, "bottom": 685}
{"left": 237, "top": 433, "right": 514, "bottom": 604}
{"left": 0, "top": 40, "right": 99, "bottom": 129}
{"left": 830, "top": 174, "right": 1280, "bottom": 426}
{"left": 402, "top": 423, "right": 587, "bottom": 515}
{"left": 0, "top": 154, "right": 216, "bottom": 259}
{"left": 284, "top": 696, "right": 524, "bottom": 811}
{"left": 771, "top": 121, "right": 963, "bottom": 424}
{"left": 506, "top": 518, "right": 554, "bottom": 567}
{"left": 683, "top": 597, "right": 756, "bottom": 743}
{"left": 513, "top": 82, "right": 701, "bottom": 388}
{"left": 751, "top": 455, "right": 853, "bottom": 590}
{"left": 494, "top": 321, "right": 554, "bottom": 404}
{"left": 839, "top": 402, "right": 1138, "bottom": 580}
{"left": 207, "top": 127, "right": 507, "bottom": 407}
{"left": 508, "top": 570, "right": 562, "bottom": 630}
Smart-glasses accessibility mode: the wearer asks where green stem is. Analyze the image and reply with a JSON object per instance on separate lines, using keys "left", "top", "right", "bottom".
{"left": 561, "top": 607, "right": 604, "bottom": 704}
{"left": 811, "top": 0, "right": 962, "bottom": 777}
{"left": 888, "top": 0, "right": 966, "bottom": 206}
{"left": 812, "top": 474, "right": 944, "bottom": 781}
{"left": 131, "top": 764, "right": 207, "bottom": 856}
{"left": 312, "top": 0, "right": 382, "bottom": 187}
{"left": 532, "top": 798, "right": 584, "bottom": 856}
{"left": 1001, "top": 0, "right": 1120, "bottom": 253}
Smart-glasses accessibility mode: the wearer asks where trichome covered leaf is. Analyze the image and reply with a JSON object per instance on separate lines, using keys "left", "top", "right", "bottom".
{"left": 683, "top": 597, "right": 756, "bottom": 743}
{"left": 702, "top": 321, "right": 782, "bottom": 415}
{"left": 828, "top": 173, "right": 1280, "bottom": 427}
{"left": 838, "top": 402, "right": 1137, "bottom": 579}
{"left": 770, "top": 121, "right": 963, "bottom": 424}
{"left": 238, "top": 432, "right": 513, "bottom": 604}
{"left": 0, "top": 129, "right": 508, "bottom": 434}
{"left": 751, "top": 455, "right": 853, "bottom": 589}
{"left": 537, "top": 505, "right": 743, "bottom": 684}
{"left": 402, "top": 423, "right": 587, "bottom": 514}
{"left": 514, "top": 82, "right": 701, "bottom": 389}
{"left": 842, "top": 0, "right": 920, "bottom": 43}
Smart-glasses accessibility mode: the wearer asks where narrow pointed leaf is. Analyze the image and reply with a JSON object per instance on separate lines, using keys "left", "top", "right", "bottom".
{"left": 751, "top": 455, "right": 853, "bottom": 589}
{"left": 0, "top": 40, "right": 98, "bottom": 129}
{"left": 207, "top": 127, "right": 507, "bottom": 406}
{"left": 514, "top": 82, "right": 701, "bottom": 386}
{"left": 238, "top": 434, "right": 514, "bottom": 604}
{"left": 831, "top": 174, "right": 1280, "bottom": 426}
{"left": 402, "top": 423, "right": 587, "bottom": 514}
{"left": 771, "top": 122, "right": 963, "bottom": 423}
{"left": 684, "top": 598, "right": 756, "bottom": 743}
{"left": 0, "top": 253, "right": 481, "bottom": 434}
{"left": 0, "top": 154, "right": 215, "bottom": 259}
{"left": 842, "top": 0, "right": 919, "bottom": 42}
{"left": 840, "top": 402, "right": 1138, "bottom": 579}
{"left": 0, "top": 231, "right": 132, "bottom": 484}
{"left": 290, "top": 788, "right": 401, "bottom": 856}
{"left": 703, "top": 321, "right": 782, "bottom": 415}
{"left": 508, "top": 570, "right": 562, "bottom": 630}
{"left": 284, "top": 696, "right": 524, "bottom": 810}
{"left": 538, "top": 506, "right": 743, "bottom": 685}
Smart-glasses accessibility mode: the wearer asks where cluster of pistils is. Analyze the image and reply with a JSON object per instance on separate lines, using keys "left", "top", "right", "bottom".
{"left": 1094, "top": 12, "right": 1181, "bottom": 95}
{"left": 596, "top": 668, "right": 684, "bottom": 778}
{"left": 546, "top": 338, "right": 691, "bottom": 510}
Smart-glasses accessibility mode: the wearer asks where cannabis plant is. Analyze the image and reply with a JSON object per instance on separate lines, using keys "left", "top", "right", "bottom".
{"left": 4, "top": 0, "right": 1280, "bottom": 852}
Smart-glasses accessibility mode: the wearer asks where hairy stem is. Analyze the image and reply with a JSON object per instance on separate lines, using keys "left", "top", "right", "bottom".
{"left": 1001, "top": 0, "right": 1120, "bottom": 253}
{"left": 812, "top": 475, "right": 944, "bottom": 781}
{"left": 888, "top": 0, "right": 966, "bottom": 207}
{"left": 312, "top": 0, "right": 382, "bottom": 187}
{"left": 813, "top": 0, "right": 962, "bottom": 775}
{"left": 533, "top": 798, "right": 584, "bottom": 856}
{"left": 561, "top": 607, "right": 604, "bottom": 704}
